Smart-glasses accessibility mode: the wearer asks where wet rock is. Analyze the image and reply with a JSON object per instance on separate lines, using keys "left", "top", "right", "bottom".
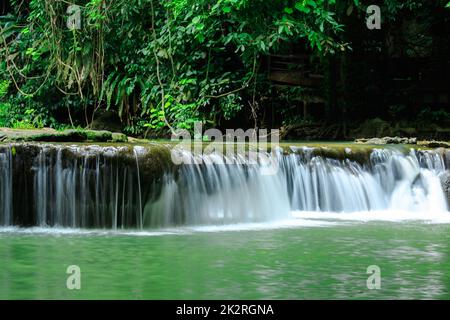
{"left": 355, "top": 137, "right": 385, "bottom": 144}
{"left": 408, "top": 137, "right": 417, "bottom": 144}
{"left": 10, "top": 129, "right": 87, "bottom": 142}
{"left": 304, "top": 145, "right": 373, "bottom": 165}
{"left": 111, "top": 132, "right": 128, "bottom": 143}
{"left": 355, "top": 136, "right": 417, "bottom": 145}
{"left": 0, "top": 128, "right": 129, "bottom": 143}
{"left": 136, "top": 145, "right": 174, "bottom": 181}
{"left": 440, "top": 171, "right": 450, "bottom": 208}
{"left": 384, "top": 137, "right": 405, "bottom": 144}
{"left": 444, "top": 149, "right": 450, "bottom": 168}
{"left": 1, "top": 128, "right": 56, "bottom": 142}
{"left": 85, "top": 130, "right": 112, "bottom": 142}
{"left": 55, "top": 129, "right": 88, "bottom": 142}
{"left": 417, "top": 140, "right": 450, "bottom": 148}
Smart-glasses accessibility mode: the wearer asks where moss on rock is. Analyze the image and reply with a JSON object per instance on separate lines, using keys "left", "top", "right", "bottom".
{"left": 111, "top": 132, "right": 128, "bottom": 143}
{"left": 136, "top": 144, "right": 175, "bottom": 180}
{"left": 85, "top": 130, "right": 113, "bottom": 142}
{"left": 308, "top": 146, "right": 373, "bottom": 165}
{"left": 417, "top": 140, "right": 450, "bottom": 148}
{"left": 0, "top": 128, "right": 129, "bottom": 143}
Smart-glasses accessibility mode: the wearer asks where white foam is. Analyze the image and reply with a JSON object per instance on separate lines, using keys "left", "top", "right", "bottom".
{"left": 0, "top": 218, "right": 338, "bottom": 237}
{"left": 2, "top": 210, "right": 450, "bottom": 238}
{"left": 186, "top": 218, "right": 338, "bottom": 233}
{"left": 0, "top": 226, "right": 176, "bottom": 237}
{"left": 291, "top": 210, "right": 450, "bottom": 224}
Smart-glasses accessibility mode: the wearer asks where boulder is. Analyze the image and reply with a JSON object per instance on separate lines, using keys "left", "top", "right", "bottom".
{"left": 9, "top": 129, "right": 87, "bottom": 142}
{"left": 440, "top": 171, "right": 450, "bottom": 208}
{"left": 111, "top": 132, "right": 128, "bottom": 143}
{"left": 355, "top": 136, "right": 417, "bottom": 145}
{"left": 0, "top": 128, "right": 126, "bottom": 143}
{"left": 85, "top": 130, "right": 112, "bottom": 142}
{"left": 90, "top": 110, "right": 122, "bottom": 133}
{"left": 417, "top": 140, "right": 450, "bottom": 148}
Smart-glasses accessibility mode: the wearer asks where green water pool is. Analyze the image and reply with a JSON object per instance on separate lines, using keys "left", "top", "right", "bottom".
{"left": 1, "top": 220, "right": 450, "bottom": 299}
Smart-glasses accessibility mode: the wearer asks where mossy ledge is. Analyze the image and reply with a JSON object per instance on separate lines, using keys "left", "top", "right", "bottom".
{"left": 284, "top": 143, "right": 449, "bottom": 167}
{"left": 285, "top": 145, "right": 380, "bottom": 165}
{"left": 0, "top": 128, "right": 128, "bottom": 143}
{"left": 2, "top": 130, "right": 449, "bottom": 169}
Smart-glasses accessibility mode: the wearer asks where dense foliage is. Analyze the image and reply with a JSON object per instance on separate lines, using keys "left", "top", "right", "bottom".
{"left": 1, "top": 1, "right": 449, "bottom": 138}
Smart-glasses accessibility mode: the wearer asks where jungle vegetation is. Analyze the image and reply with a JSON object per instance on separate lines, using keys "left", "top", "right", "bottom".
{"left": 0, "top": 1, "right": 449, "bottom": 139}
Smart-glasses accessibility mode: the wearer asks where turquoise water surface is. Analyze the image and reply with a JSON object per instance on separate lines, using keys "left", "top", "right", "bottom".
{"left": 1, "top": 219, "right": 450, "bottom": 299}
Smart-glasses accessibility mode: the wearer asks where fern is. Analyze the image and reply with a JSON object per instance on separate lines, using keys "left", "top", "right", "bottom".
{"left": 99, "top": 72, "right": 142, "bottom": 120}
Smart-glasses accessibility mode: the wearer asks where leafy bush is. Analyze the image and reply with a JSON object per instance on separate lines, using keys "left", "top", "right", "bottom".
{"left": 0, "top": 0, "right": 354, "bottom": 134}
{"left": 0, "top": 80, "right": 11, "bottom": 127}
{"left": 418, "top": 107, "right": 450, "bottom": 122}
{"left": 2, "top": 1, "right": 447, "bottom": 135}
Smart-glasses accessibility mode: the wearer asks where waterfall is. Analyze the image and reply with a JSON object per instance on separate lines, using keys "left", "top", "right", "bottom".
{"left": 25, "top": 144, "right": 144, "bottom": 228}
{"left": 143, "top": 153, "right": 291, "bottom": 226}
{"left": 0, "top": 143, "right": 448, "bottom": 229}
{"left": 133, "top": 146, "right": 144, "bottom": 229}
{"left": 0, "top": 145, "right": 12, "bottom": 225}
{"left": 284, "top": 148, "right": 448, "bottom": 213}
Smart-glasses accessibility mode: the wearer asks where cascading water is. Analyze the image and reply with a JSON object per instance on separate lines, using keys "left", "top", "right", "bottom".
{"left": 0, "top": 146, "right": 12, "bottom": 225}
{"left": 283, "top": 148, "right": 448, "bottom": 213}
{"left": 8, "top": 144, "right": 145, "bottom": 228}
{"left": 0, "top": 143, "right": 448, "bottom": 229}
{"left": 143, "top": 153, "right": 291, "bottom": 227}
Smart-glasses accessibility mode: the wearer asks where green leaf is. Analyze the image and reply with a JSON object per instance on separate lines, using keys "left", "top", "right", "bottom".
{"left": 260, "top": 41, "right": 266, "bottom": 52}
{"left": 195, "top": 23, "right": 205, "bottom": 31}
{"left": 306, "top": 0, "right": 317, "bottom": 8}
{"left": 284, "top": 7, "right": 293, "bottom": 14}
{"left": 222, "top": 6, "right": 232, "bottom": 13}
{"left": 346, "top": 4, "right": 354, "bottom": 16}
{"left": 197, "top": 34, "right": 205, "bottom": 43}
{"left": 295, "top": 2, "right": 310, "bottom": 13}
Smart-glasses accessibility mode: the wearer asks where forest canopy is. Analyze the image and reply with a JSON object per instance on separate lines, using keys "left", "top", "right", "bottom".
{"left": 1, "top": 0, "right": 449, "bottom": 139}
